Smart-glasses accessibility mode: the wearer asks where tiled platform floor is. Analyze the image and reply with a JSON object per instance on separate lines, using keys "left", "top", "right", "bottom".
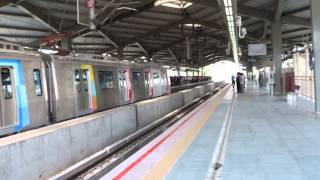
{"left": 102, "top": 86, "right": 231, "bottom": 180}
{"left": 102, "top": 84, "right": 320, "bottom": 180}
{"left": 222, "top": 86, "right": 320, "bottom": 180}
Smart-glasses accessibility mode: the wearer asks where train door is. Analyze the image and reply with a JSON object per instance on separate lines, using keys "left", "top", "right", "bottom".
{"left": 82, "top": 69, "right": 89, "bottom": 109}
{"left": 152, "top": 70, "right": 161, "bottom": 97}
{"left": 118, "top": 70, "right": 128, "bottom": 103}
{"left": 144, "top": 70, "right": 152, "bottom": 97}
{"left": 161, "top": 69, "right": 168, "bottom": 94}
{"left": 74, "top": 69, "right": 89, "bottom": 114}
{"left": 131, "top": 69, "right": 143, "bottom": 102}
{"left": 0, "top": 67, "right": 17, "bottom": 128}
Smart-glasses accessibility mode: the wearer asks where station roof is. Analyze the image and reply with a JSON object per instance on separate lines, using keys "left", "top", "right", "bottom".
{"left": 238, "top": 0, "right": 311, "bottom": 64}
{"left": 0, "top": 0, "right": 311, "bottom": 67}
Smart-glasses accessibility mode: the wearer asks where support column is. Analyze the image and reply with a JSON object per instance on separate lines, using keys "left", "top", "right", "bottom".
{"left": 186, "top": 37, "right": 191, "bottom": 61}
{"left": 272, "top": 21, "right": 282, "bottom": 95}
{"left": 118, "top": 46, "right": 123, "bottom": 61}
{"left": 311, "top": 0, "right": 320, "bottom": 112}
{"left": 61, "top": 38, "right": 70, "bottom": 50}
{"left": 198, "top": 49, "right": 203, "bottom": 65}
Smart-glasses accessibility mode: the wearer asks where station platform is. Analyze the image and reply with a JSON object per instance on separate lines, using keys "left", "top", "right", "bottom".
{"left": 101, "top": 85, "right": 320, "bottom": 180}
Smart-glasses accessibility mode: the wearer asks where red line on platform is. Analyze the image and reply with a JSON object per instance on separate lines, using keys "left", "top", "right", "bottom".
{"left": 112, "top": 93, "right": 218, "bottom": 180}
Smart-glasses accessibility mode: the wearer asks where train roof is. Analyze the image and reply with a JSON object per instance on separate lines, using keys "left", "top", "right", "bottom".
{"left": 0, "top": 41, "right": 167, "bottom": 69}
{"left": 46, "top": 53, "right": 165, "bottom": 69}
{"left": 0, "top": 41, "right": 38, "bottom": 57}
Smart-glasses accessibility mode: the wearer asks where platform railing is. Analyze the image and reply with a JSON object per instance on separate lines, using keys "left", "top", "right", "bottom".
{"left": 294, "top": 76, "right": 314, "bottom": 99}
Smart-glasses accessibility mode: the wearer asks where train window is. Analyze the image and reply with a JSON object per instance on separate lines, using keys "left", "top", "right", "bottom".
{"left": 13, "top": 46, "right": 19, "bottom": 50}
{"left": 119, "top": 72, "right": 126, "bottom": 81}
{"left": 82, "top": 70, "right": 88, "bottom": 91}
{"left": 74, "top": 70, "right": 81, "bottom": 92}
{"left": 6, "top": 45, "right": 11, "bottom": 49}
{"left": 132, "top": 72, "right": 141, "bottom": 87}
{"left": 153, "top": 72, "right": 159, "bottom": 79}
{"left": 0, "top": 44, "right": 3, "bottom": 49}
{"left": 98, "top": 71, "right": 113, "bottom": 89}
{"left": 33, "top": 69, "right": 42, "bottom": 96}
{"left": 1, "top": 68, "right": 13, "bottom": 99}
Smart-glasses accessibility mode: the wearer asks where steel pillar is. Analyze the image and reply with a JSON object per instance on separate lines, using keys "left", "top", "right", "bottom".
{"left": 311, "top": 0, "right": 320, "bottom": 113}
{"left": 118, "top": 46, "right": 124, "bottom": 61}
{"left": 186, "top": 37, "right": 191, "bottom": 61}
{"left": 272, "top": 21, "right": 282, "bottom": 95}
{"left": 61, "top": 38, "right": 70, "bottom": 50}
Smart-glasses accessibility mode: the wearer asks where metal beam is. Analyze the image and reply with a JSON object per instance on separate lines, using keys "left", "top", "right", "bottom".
{"left": 135, "top": 42, "right": 150, "bottom": 57}
{"left": 238, "top": 5, "right": 311, "bottom": 27}
{"left": 16, "top": 1, "right": 59, "bottom": 32}
{"left": 238, "top": 5, "right": 273, "bottom": 21}
{"left": 104, "top": 17, "right": 223, "bottom": 55}
{"left": 130, "top": 37, "right": 187, "bottom": 60}
{"left": 0, "top": 34, "right": 43, "bottom": 38}
{"left": 0, "top": 11, "right": 31, "bottom": 17}
{"left": 73, "top": 47, "right": 110, "bottom": 50}
{"left": 72, "top": 42, "right": 114, "bottom": 46}
{"left": 0, "top": 24, "right": 49, "bottom": 32}
{"left": 285, "top": 34, "right": 311, "bottom": 41}
{"left": 238, "top": 0, "right": 254, "bottom": 5}
{"left": 68, "top": 0, "right": 156, "bottom": 39}
{"left": 274, "top": 0, "right": 284, "bottom": 21}
{"left": 124, "top": 42, "right": 150, "bottom": 58}
{"left": 184, "top": 0, "right": 217, "bottom": 8}
{"left": 167, "top": 48, "right": 179, "bottom": 64}
{"left": 121, "top": 17, "right": 189, "bottom": 47}
{"left": 97, "top": 31, "right": 119, "bottom": 49}
{"left": 283, "top": 27, "right": 311, "bottom": 35}
{"left": 260, "top": 21, "right": 269, "bottom": 41}
{"left": 95, "top": 0, "right": 155, "bottom": 25}
{"left": 245, "top": 21, "right": 265, "bottom": 32}
{"left": 281, "top": 16, "right": 311, "bottom": 27}
{"left": 130, "top": 32, "right": 226, "bottom": 61}
{"left": 283, "top": 6, "right": 310, "bottom": 16}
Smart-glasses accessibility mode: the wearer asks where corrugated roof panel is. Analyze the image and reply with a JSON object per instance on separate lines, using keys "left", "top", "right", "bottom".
{"left": 293, "top": 11, "right": 311, "bottom": 19}
{"left": 284, "top": 0, "right": 310, "bottom": 12}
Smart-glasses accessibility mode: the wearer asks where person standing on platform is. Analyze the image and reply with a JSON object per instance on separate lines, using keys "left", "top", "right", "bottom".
{"left": 240, "top": 73, "right": 245, "bottom": 92}
{"left": 236, "top": 73, "right": 241, "bottom": 93}
{"left": 231, "top": 75, "right": 235, "bottom": 90}
{"left": 258, "top": 73, "right": 263, "bottom": 88}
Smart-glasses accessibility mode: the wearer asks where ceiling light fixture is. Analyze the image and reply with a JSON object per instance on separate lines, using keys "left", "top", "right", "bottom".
{"left": 155, "top": 0, "right": 192, "bottom": 9}
{"left": 183, "top": 23, "right": 202, "bottom": 28}
{"left": 222, "top": 0, "right": 239, "bottom": 64}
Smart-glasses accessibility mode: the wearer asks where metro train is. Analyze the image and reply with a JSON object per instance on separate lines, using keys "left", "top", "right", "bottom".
{"left": 0, "top": 42, "right": 170, "bottom": 136}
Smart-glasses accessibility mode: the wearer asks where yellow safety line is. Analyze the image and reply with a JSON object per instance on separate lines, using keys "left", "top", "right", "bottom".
{"left": 142, "top": 87, "right": 230, "bottom": 180}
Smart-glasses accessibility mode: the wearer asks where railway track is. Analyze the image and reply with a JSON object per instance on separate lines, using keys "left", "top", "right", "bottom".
{"left": 50, "top": 85, "right": 226, "bottom": 180}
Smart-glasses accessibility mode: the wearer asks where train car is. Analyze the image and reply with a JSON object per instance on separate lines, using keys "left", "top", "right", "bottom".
{"left": 41, "top": 54, "right": 170, "bottom": 122}
{"left": 144, "top": 67, "right": 170, "bottom": 98}
{"left": 0, "top": 42, "right": 49, "bottom": 136}
{"left": 0, "top": 41, "right": 170, "bottom": 135}
{"left": 42, "top": 54, "right": 129, "bottom": 121}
